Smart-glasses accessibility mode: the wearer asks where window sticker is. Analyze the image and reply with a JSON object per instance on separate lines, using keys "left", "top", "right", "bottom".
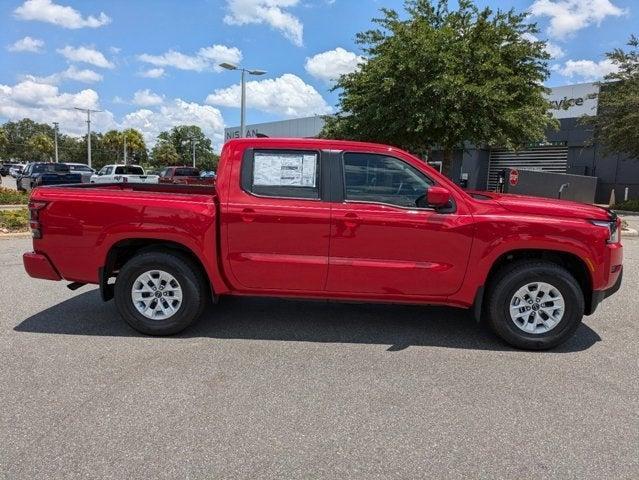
{"left": 254, "top": 152, "right": 317, "bottom": 187}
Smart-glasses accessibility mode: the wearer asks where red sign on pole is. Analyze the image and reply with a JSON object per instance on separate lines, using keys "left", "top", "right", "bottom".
{"left": 509, "top": 169, "right": 519, "bottom": 186}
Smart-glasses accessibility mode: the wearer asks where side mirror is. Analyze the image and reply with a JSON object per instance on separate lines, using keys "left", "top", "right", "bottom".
{"left": 426, "top": 186, "right": 451, "bottom": 208}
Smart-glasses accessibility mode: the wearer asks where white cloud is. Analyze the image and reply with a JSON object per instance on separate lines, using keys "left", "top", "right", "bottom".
{"left": 224, "top": 0, "right": 303, "bottom": 47}
{"left": 140, "top": 68, "right": 165, "bottom": 78}
{"left": 57, "top": 45, "right": 114, "bottom": 69}
{"left": 530, "top": 0, "right": 626, "bottom": 39}
{"left": 7, "top": 36, "right": 44, "bottom": 53}
{"left": 305, "top": 47, "right": 365, "bottom": 83}
{"left": 0, "top": 79, "right": 116, "bottom": 136}
{"left": 521, "top": 32, "right": 565, "bottom": 59}
{"left": 122, "top": 99, "right": 225, "bottom": 146}
{"left": 14, "top": 0, "right": 111, "bottom": 29}
{"left": 29, "top": 66, "right": 103, "bottom": 84}
{"left": 138, "top": 44, "right": 242, "bottom": 72}
{"left": 132, "top": 89, "right": 164, "bottom": 106}
{"left": 206, "top": 73, "right": 332, "bottom": 117}
{"left": 554, "top": 58, "right": 619, "bottom": 81}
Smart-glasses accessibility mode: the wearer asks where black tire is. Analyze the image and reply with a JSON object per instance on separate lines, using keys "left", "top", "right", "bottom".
{"left": 114, "top": 250, "right": 209, "bottom": 335}
{"left": 485, "top": 260, "right": 585, "bottom": 350}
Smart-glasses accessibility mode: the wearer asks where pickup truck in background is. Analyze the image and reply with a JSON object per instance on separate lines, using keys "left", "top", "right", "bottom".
{"left": 23, "top": 138, "right": 623, "bottom": 350}
{"left": 16, "top": 162, "right": 82, "bottom": 192}
{"left": 158, "top": 166, "right": 215, "bottom": 185}
{"left": 90, "top": 164, "right": 159, "bottom": 184}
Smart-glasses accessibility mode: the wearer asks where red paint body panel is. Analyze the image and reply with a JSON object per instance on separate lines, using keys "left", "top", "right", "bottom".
{"left": 24, "top": 138, "right": 623, "bottom": 311}
{"left": 23, "top": 252, "right": 61, "bottom": 281}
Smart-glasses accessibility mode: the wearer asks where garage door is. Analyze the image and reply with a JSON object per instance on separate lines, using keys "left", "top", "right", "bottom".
{"left": 487, "top": 146, "right": 568, "bottom": 191}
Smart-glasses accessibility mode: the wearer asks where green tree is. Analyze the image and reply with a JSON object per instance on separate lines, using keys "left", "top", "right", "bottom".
{"left": 583, "top": 35, "right": 639, "bottom": 159}
{"left": 1, "top": 119, "right": 54, "bottom": 162}
{"left": 27, "top": 133, "right": 55, "bottom": 161}
{"left": 320, "top": 0, "right": 556, "bottom": 174}
{"left": 102, "top": 129, "right": 148, "bottom": 164}
{"left": 0, "top": 128, "right": 8, "bottom": 159}
{"left": 150, "top": 140, "right": 179, "bottom": 166}
{"left": 154, "top": 125, "right": 219, "bottom": 170}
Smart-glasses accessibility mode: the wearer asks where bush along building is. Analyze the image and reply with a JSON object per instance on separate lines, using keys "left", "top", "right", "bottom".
{"left": 225, "top": 82, "right": 638, "bottom": 204}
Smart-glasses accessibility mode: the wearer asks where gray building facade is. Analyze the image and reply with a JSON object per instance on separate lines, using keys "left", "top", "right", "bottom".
{"left": 225, "top": 83, "right": 638, "bottom": 203}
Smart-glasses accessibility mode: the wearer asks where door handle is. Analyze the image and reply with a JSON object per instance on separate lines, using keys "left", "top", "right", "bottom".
{"left": 342, "top": 212, "right": 359, "bottom": 229}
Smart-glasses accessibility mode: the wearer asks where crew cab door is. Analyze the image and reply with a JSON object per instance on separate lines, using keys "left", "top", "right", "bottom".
{"left": 326, "top": 151, "right": 474, "bottom": 298}
{"left": 223, "top": 147, "right": 331, "bottom": 292}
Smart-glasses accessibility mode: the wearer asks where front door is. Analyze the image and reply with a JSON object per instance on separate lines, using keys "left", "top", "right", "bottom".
{"left": 225, "top": 148, "right": 331, "bottom": 292}
{"left": 326, "top": 152, "right": 474, "bottom": 298}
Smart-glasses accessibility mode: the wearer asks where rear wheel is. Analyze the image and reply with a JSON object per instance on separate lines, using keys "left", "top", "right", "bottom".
{"left": 114, "top": 250, "right": 208, "bottom": 335}
{"left": 485, "top": 261, "right": 585, "bottom": 350}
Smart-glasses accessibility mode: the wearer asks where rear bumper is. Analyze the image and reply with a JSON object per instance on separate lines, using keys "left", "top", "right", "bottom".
{"left": 23, "top": 252, "right": 61, "bottom": 281}
{"left": 588, "top": 268, "right": 622, "bottom": 315}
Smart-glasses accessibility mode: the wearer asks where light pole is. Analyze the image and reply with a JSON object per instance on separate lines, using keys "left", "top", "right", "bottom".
{"left": 52, "top": 122, "right": 59, "bottom": 163}
{"left": 219, "top": 62, "right": 266, "bottom": 138}
{"left": 182, "top": 138, "right": 197, "bottom": 167}
{"left": 74, "top": 107, "right": 102, "bottom": 168}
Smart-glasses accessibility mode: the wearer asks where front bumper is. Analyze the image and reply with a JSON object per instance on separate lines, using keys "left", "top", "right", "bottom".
{"left": 23, "top": 252, "right": 61, "bottom": 281}
{"left": 588, "top": 268, "right": 623, "bottom": 315}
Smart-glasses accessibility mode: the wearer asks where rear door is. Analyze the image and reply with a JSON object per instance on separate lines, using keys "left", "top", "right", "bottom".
{"left": 326, "top": 151, "right": 474, "bottom": 298}
{"left": 224, "top": 147, "right": 332, "bottom": 292}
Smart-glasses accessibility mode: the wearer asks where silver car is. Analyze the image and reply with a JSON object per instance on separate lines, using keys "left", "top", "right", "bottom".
{"left": 64, "top": 163, "right": 95, "bottom": 183}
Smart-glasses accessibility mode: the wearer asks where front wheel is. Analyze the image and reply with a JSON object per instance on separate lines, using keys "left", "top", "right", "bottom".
{"left": 114, "top": 250, "right": 209, "bottom": 335}
{"left": 485, "top": 261, "right": 585, "bottom": 350}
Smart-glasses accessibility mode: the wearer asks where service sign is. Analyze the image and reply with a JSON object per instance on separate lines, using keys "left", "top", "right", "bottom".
{"left": 546, "top": 82, "right": 599, "bottom": 119}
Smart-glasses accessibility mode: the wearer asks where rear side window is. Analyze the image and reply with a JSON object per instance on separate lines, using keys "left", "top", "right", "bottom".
{"left": 243, "top": 149, "right": 320, "bottom": 199}
{"left": 343, "top": 153, "right": 433, "bottom": 208}
{"left": 175, "top": 167, "right": 199, "bottom": 176}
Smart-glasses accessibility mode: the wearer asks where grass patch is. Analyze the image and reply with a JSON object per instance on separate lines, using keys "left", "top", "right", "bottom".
{"left": 0, "top": 208, "right": 29, "bottom": 233}
{"left": 0, "top": 187, "right": 29, "bottom": 205}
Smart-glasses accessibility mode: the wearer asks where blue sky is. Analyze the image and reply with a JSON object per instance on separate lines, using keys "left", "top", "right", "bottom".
{"left": 1, "top": 0, "right": 637, "bottom": 148}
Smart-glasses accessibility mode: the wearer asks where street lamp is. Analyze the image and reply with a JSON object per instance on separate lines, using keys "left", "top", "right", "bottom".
{"left": 74, "top": 107, "right": 102, "bottom": 168}
{"left": 182, "top": 138, "right": 197, "bottom": 167}
{"left": 219, "top": 62, "right": 266, "bottom": 138}
{"left": 52, "top": 122, "right": 59, "bottom": 163}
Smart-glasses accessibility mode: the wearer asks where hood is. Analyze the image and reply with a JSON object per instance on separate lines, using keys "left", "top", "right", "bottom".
{"left": 472, "top": 191, "right": 611, "bottom": 221}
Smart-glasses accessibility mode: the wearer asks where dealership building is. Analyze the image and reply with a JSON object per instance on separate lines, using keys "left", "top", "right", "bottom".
{"left": 225, "top": 82, "right": 638, "bottom": 203}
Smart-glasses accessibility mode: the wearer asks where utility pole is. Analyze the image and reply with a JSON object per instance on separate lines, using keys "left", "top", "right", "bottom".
{"left": 191, "top": 138, "right": 197, "bottom": 168}
{"left": 123, "top": 135, "right": 127, "bottom": 165}
{"left": 74, "top": 107, "right": 101, "bottom": 167}
{"left": 52, "top": 122, "right": 59, "bottom": 163}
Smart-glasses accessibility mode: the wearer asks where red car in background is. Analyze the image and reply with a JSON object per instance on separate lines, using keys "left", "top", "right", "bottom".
{"left": 158, "top": 166, "right": 215, "bottom": 185}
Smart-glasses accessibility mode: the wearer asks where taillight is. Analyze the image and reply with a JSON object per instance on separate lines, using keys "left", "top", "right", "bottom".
{"left": 28, "top": 201, "right": 47, "bottom": 239}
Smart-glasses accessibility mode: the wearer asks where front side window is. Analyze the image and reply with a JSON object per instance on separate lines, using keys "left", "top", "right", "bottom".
{"left": 246, "top": 150, "right": 320, "bottom": 199}
{"left": 343, "top": 153, "right": 433, "bottom": 208}
{"left": 104, "top": 167, "right": 113, "bottom": 175}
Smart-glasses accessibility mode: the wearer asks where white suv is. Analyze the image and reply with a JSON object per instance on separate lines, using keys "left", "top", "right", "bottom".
{"left": 90, "top": 165, "right": 159, "bottom": 184}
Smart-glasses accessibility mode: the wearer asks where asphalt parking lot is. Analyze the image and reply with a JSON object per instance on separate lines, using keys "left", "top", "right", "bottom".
{"left": 1, "top": 228, "right": 638, "bottom": 479}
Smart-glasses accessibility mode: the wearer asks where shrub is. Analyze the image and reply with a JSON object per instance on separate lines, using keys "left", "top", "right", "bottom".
{"left": 0, "top": 208, "right": 29, "bottom": 232}
{"left": 0, "top": 187, "right": 29, "bottom": 205}
{"left": 612, "top": 199, "right": 639, "bottom": 212}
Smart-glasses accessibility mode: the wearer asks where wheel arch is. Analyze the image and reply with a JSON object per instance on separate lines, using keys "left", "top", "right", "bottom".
{"left": 101, "top": 238, "right": 218, "bottom": 301}
{"left": 477, "top": 249, "right": 594, "bottom": 318}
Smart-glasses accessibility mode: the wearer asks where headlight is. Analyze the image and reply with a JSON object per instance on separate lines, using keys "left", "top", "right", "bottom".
{"left": 591, "top": 220, "right": 620, "bottom": 244}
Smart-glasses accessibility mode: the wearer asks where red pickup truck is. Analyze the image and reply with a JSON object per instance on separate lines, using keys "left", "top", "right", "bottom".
{"left": 23, "top": 138, "right": 623, "bottom": 350}
{"left": 158, "top": 166, "right": 215, "bottom": 185}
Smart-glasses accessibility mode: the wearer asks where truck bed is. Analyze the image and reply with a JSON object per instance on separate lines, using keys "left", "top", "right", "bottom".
{"left": 43, "top": 181, "right": 216, "bottom": 196}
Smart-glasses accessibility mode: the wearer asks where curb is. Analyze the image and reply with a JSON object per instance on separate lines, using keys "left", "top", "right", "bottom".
{"left": 0, "top": 231, "right": 30, "bottom": 239}
{"left": 622, "top": 228, "right": 638, "bottom": 238}
{"left": 0, "top": 204, "right": 27, "bottom": 210}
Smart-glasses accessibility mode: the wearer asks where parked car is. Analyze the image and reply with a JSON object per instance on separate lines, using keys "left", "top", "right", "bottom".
{"left": 1, "top": 162, "right": 20, "bottom": 177}
{"left": 64, "top": 163, "right": 95, "bottom": 183}
{"left": 90, "top": 164, "right": 159, "bottom": 184}
{"left": 158, "top": 166, "right": 215, "bottom": 185}
{"left": 200, "top": 170, "right": 216, "bottom": 179}
{"left": 23, "top": 138, "right": 623, "bottom": 350}
{"left": 16, "top": 162, "right": 82, "bottom": 192}
{"left": 9, "top": 165, "right": 25, "bottom": 178}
